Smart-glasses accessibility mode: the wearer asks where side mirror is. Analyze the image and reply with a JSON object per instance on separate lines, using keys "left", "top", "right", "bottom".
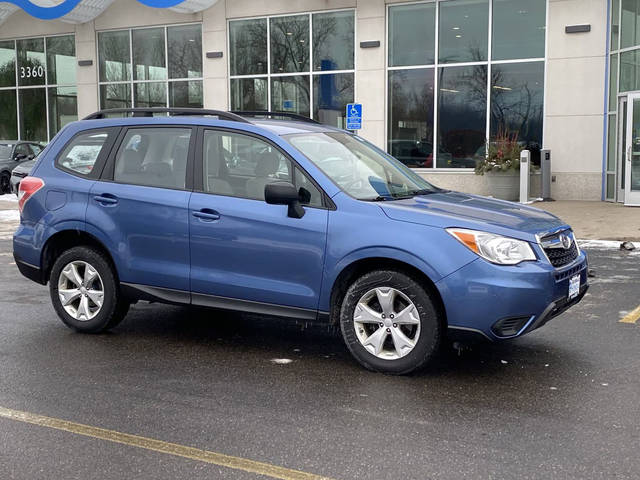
{"left": 264, "top": 181, "right": 305, "bottom": 219}
{"left": 14, "top": 153, "right": 27, "bottom": 161}
{"left": 27, "top": 154, "right": 35, "bottom": 160}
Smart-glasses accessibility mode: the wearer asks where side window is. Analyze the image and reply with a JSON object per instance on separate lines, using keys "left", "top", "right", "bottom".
{"left": 114, "top": 128, "right": 191, "bottom": 189}
{"left": 57, "top": 131, "right": 110, "bottom": 176}
{"left": 203, "top": 130, "right": 292, "bottom": 201}
{"left": 30, "top": 144, "right": 43, "bottom": 156}
{"left": 294, "top": 167, "right": 323, "bottom": 207}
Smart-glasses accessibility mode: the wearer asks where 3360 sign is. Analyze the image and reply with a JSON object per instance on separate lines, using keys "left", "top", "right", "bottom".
{"left": 20, "top": 65, "right": 45, "bottom": 79}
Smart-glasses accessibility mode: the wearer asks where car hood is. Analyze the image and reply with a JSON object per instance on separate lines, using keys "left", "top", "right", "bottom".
{"left": 12, "top": 159, "right": 36, "bottom": 174}
{"left": 380, "top": 191, "right": 568, "bottom": 241}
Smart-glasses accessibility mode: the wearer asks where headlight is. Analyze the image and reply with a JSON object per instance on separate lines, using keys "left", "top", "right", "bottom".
{"left": 446, "top": 228, "right": 536, "bottom": 265}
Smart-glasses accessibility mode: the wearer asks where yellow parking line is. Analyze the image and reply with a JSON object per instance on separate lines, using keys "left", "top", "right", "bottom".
{"left": 620, "top": 305, "right": 640, "bottom": 324}
{"left": 0, "top": 406, "right": 335, "bottom": 480}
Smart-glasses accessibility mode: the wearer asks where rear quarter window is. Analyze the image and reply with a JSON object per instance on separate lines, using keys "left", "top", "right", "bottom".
{"left": 56, "top": 130, "right": 113, "bottom": 177}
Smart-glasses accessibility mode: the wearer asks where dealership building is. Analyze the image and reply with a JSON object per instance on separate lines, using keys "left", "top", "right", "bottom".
{"left": 0, "top": 0, "right": 637, "bottom": 204}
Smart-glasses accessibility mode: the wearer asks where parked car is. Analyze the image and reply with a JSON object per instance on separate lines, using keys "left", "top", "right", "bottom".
{"left": 13, "top": 108, "right": 588, "bottom": 374}
{"left": 0, "top": 140, "right": 45, "bottom": 194}
{"left": 10, "top": 159, "right": 36, "bottom": 195}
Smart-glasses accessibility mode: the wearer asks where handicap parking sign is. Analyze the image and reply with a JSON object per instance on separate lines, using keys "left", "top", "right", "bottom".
{"left": 346, "top": 103, "right": 362, "bottom": 130}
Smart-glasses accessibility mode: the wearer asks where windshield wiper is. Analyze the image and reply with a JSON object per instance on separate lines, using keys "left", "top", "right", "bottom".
{"left": 404, "top": 188, "right": 440, "bottom": 196}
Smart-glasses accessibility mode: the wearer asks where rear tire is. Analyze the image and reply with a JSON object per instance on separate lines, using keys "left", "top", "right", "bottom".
{"left": 0, "top": 172, "right": 10, "bottom": 194}
{"left": 339, "top": 270, "right": 442, "bottom": 375}
{"left": 49, "top": 246, "right": 129, "bottom": 333}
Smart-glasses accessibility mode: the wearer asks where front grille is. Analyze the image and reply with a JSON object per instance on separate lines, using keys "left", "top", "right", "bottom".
{"left": 541, "top": 230, "right": 579, "bottom": 268}
{"left": 492, "top": 316, "right": 531, "bottom": 337}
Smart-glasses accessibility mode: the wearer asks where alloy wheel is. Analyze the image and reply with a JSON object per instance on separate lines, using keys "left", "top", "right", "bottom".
{"left": 353, "top": 287, "right": 421, "bottom": 360}
{"left": 57, "top": 261, "right": 104, "bottom": 321}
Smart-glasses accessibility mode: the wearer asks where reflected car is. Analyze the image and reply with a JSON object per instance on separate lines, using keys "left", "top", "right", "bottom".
{"left": 389, "top": 139, "right": 432, "bottom": 168}
{"left": 14, "top": 109, "right": 588, "bottom": 375}
{"left": 0, "top": 141, "right": 45, "bottom": 194}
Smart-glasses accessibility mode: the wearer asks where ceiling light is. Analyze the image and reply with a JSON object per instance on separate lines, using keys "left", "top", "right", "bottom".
{"left": 452, "top": 26, "right": 460, "bottom": 30}
{"left": 455, "top": 35, "right": 462, "bottom": 38}
{"left": 286, "top": 32, "right": 293, "bottom": 36}
{"left": 493, "top": 85, "right": 512, "bottom": 91}
{"left": 440, "top": 88, "right": 460, "bottom": 93}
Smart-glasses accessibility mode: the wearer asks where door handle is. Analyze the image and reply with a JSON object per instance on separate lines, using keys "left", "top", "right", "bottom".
{"left": 93, "top": 194, "right": 118, "bottom": 206}
{"left": 193, "top": 209, "right": 220, "bottom": 221}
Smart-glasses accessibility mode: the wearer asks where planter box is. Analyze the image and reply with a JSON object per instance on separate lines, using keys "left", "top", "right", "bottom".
{"left": 484, "top": 171, "right": 519, "bottom": 201}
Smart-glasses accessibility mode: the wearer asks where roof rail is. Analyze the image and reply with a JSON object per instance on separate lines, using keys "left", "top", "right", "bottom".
{"left": 231, "top": 111, "right": 320, "bottom": 124}
{"left": 83, "top": 108, "right": 252, "bottom": 123}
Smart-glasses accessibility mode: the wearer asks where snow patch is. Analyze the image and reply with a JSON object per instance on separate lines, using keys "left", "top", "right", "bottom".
{"left": 0, "top": 210, "right": 19, "bottom": 221}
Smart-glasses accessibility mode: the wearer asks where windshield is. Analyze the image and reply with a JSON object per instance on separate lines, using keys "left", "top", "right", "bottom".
{"left": 286, "top": 132, "right": 439, "bottom": 200}
{"left": 0, "top": 144, "right": 13, "bottom": 159}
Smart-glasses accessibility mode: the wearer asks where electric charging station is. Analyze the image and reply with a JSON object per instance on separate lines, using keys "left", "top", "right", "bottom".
{"left": 519, "top": 149, "right": 530, "bottom": 204}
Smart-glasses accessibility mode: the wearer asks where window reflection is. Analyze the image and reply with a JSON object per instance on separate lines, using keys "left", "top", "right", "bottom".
{"left": 0, "top": 41, "right": 16, "bottom": 88}
{"left": 98, "top": 31, "right": 131, "bottom": 82}
{"left": 437, "top": 65, "right": 487, "bottom": 168}
{"left": 230, "top": 78, "right": 268, "bottom": 111}
{"left": 621, "top": 0, "right": 640, "bottom": 49}
{"left": 313, "top": 73, "right": 353, "bottom": 128}
{"left": 312, "top": 11, "right": 354, "bottom": 71}
{"left": 168, "top": 25, "right": 202, "bottom": 79}
{"left": 439, "top": 0, "right": 489, "bottom": 64}
{"left": 388, "top": 68, "right": 435, "bottom": 168}
{"left": 389, "top": 3, "right": 435, "bottom": 67}
{"left": 19, "top": 88, "right": 47, "bottom": 141}
{"left": 492, "top": 0, "right": 545, "bottom": 61}
{"left": 169, "top": 80, "right": 203, "bottom": 108}
{"left": 100, "top": 84, "right": 131, "bottom": 109}
{"left": 270, "top": 15, "right": 309, "bottom": 73}
{"left": 48, "top": 86, "right": 77, "bottom": 137}
{"left": 134, "top": 82, "right": 167, "bottom": 108}
{"left": 132, "top": 28, "right": 166, "bottom": 81}
{"left": 620, "top": 49, "right": 640, "bottom": 92}
{"left": 490, "top": 62, "right": 544, "bottom": 155}
{"left": 229, "top": 19, "right": 267, "bottom": 76}
{"left": 46, "top": 35, "right": 76, "bottom": 85}
{"left": 271, "top": 76, "right": 310, "bottom": 117}
{"left": 17, "top": 38, "right": 46, "bottom": 87}
{"left": 0, "top": 90, "right": 17, "bottom": 138}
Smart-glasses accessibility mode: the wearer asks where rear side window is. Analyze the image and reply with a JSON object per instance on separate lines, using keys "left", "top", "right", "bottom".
{"left": 57, "top": 131, "right": 110, "bottom": 176}
{"left": 114, "top": 128, "right": 191, "bottom": 190}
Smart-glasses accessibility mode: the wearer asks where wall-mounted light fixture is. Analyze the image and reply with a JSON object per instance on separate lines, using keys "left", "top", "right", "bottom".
{"left": 360, "top": 41, "right": 380, "bottom": 48}
{"left": 565, "top": 24, "right": 591, "bottom": 34}
{"left": 206, "top": 51, "right": 223, "bottom": 59}
{"left": 78, "top": 60, "right": 93, "bottom": 67}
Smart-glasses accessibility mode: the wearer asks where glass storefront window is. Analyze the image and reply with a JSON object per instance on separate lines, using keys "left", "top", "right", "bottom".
{"left": 610, "top": 54, "right": 619, "bottom": 111}
{"left": 133, "top": 28, "right": 166, "bottom": 81}
{"left": 490, "top": 62, "right": 544, "bottom": 148}
{"left": 17, "top": 38, "right": 46, "bottom": 87}
{"left": 230, "top": 78, "right": 268, "bottom": 111}
{"left": 46, "top": 35, "right": 76, "bottom": 85}
{"left": 388, "top": 68, "right": 435, "bottom": 168}
{"left": 19, "top": 88, "right": 47, "bottom": 141}
{"left": 229, "top": 11, "right": 355, "bottom": 127}
{"left": 313, "top": 73, "right": 353, "bottom": 128}
{"left": 620, "top": 49, "right": 640, "bottom": 92}
{"left": 0, "top": 40, "right": 16, "bottom": 87}
{"left": 229, "top": 19, "right": 267, "bottom": 76}
{"left": 1, "top": 35, "right": 77, "bottom": 141}
{"left": 312, "top": 11, "right": 354, "bottom": 71}
{"left": 492, "top": 0, "right": 545, "bottom": 60}
{"left": 169, "top": 80, "right": 203, "bottom": 108}
{"left": 612, "top": 0, "right": 620, "bottom": 50}
{"left": 270, "top": 15, "right": 309, "bottom": 73}
{"left": 437, "top": 65, "right": 487, "bottom": 168}
{"left": 271, "top": 75, "right": 310, "bottom": 117}
{"left": 389, "top": 3, "right": 436, "bottom": 67}
{"left": 168, "top": 24, "right": 202, "bottom": 79}
{"left": 439, "top": 0, "right": 489, "bottom": 64}
{"left": 49, "top": 86, "right": 77, "bottom": 137}
{"left": 0, "top": 90, "right": 17, "bottom": 139}
{"left": 98, "top": 30, "right": 131, "bottom": 82}
{"left": 98, "top": 24, "right": 203, "bottom": 109}
{"left": 621, "top": 0, "right": 640, "bottom": 49}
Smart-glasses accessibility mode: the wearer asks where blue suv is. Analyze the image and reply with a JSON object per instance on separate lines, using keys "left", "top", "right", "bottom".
{"left": 13, "top": 108, "right": 588, "bottom": 374}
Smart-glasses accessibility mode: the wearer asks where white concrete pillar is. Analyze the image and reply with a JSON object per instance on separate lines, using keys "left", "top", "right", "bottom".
{"left": 74, "top": 21, "right": 98, "bottom": 118}
{"left": 355, "top": 0, "right": 386, "bottom": 149}
{"left": 202, "top": 0, "right": 228, "bottom": 110}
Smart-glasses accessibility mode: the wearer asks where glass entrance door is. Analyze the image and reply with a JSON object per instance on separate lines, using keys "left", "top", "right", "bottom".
{"left": 625, "top": 93, "right": 640, "bottom": 205}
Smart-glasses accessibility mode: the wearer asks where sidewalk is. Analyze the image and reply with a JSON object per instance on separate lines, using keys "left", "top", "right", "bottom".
{"left": 534, "top": 200, "right": 640, "bottom": 241}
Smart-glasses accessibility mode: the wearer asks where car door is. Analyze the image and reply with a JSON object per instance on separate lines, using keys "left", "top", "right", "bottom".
{"left": 189, "top": 128, "right": 329, "bottom": 315}
{"left": 86, "top": 126, "right": 194, "bottom": 294}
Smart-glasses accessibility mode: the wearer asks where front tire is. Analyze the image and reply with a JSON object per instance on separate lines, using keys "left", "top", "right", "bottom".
{"left": 339, "top": 270, "right": 442, "bottom": 374}
{"left": 49, "top": 246, "right": 129, "bottom": 333}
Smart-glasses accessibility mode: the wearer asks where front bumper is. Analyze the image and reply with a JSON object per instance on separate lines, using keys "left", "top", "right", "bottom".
{"left": 437, "top": 250, "right": 589, "bottom": 341}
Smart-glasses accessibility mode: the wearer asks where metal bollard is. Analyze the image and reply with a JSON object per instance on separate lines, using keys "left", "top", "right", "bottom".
{"left": 520, "top": 149, "right": 530, "bottom": 203}
{"left": 541, "top": 149, "right": 553, "bottom": 201}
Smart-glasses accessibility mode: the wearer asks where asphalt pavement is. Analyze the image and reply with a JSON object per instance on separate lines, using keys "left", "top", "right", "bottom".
{"left": 0, "top": 195, "right": 639, "bottom": 480}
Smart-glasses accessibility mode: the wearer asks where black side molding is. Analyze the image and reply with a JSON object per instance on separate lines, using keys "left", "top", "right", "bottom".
{"left": 13, "top": 253, "right": 45, "bottom": 285}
